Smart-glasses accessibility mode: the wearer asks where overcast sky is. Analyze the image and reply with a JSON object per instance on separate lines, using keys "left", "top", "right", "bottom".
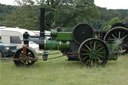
{"left": 0, "top": 0, "right": 128, "bottom": 9}
{"left": 0, "top": 0, "right": 16, "bottom": 5}
{"left": 95, "top": 0, "right": 128, "bottom": 9}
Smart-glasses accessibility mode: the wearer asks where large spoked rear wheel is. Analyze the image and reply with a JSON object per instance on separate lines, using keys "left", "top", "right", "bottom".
{"left": 104, "top": 27, "right": 128, "bottom": 55}
{"left": 78, "top": 38, "right": 109, "bottom": 66}
{"left": 13, "top": 47, "right": 37, "bottom": 66}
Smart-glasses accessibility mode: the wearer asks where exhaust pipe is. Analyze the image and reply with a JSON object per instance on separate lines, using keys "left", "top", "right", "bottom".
{"left": 40, "top": 8, "right": 45, "bottom": 37}
{"left": 39, "top": 8, "right": 45, "bottom": 49}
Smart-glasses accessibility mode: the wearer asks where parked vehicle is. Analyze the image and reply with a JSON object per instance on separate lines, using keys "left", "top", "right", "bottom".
{"left": 0, "top": 27, "right": 41, "bottom": 53}
{"left": 0, "top": 40, "right": 17, "bottom": 58}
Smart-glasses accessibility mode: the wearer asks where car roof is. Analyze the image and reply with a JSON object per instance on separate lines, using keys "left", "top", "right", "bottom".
{"left": 0, "top": 27, "right": 35, "bottom": 35}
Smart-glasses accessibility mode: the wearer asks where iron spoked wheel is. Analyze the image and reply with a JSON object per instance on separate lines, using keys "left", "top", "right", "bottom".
{"left": 13, "top": 48, "right": 37, "bottom": 66}
{"left": 78, "top": 38, "right": 109, "bottom": 66}
{"left": 104, "top": 27, "right": 128, "bottom": 55}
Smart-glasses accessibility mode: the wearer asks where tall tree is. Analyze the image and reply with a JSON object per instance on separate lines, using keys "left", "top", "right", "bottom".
{"left": 2, "top": 0, "right": 100, "bottom": 30}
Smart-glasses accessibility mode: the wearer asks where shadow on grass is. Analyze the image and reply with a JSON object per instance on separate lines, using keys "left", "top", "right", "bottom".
{"left": 0, "top": 56, "right": 119, "bottom": 70}
{"left": 26, "top": 60, "right": 118, "bottom": 70}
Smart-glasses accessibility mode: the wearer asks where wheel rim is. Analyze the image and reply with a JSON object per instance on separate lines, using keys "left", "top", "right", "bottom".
{"left": 78, "top": 38, "right": 109, "bottom": 66}
{"left": 104, "top": 27, "right": 128, "bottom": 54}
{"left": 14, "top": 48, "right": 36, "bottom": 66}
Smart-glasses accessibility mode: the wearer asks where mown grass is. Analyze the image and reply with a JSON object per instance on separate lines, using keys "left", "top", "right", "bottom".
{"left": 0, "top": 53, "right": 128, "bottom": 85}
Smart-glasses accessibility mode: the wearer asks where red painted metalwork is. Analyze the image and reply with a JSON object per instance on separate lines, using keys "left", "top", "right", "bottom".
{"left": 23, "top": 45, "right": 27, "bottom": 58}
{"left": 13, "top": 58, "right": 38, "bottom": 61}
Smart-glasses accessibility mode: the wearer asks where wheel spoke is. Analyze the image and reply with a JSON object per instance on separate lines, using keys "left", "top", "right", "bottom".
{"left": 90, "top": 42, "right": 93, "bottom": 49}
{"left": 83, "top": 56, "right": 88, "bottom": 60}
{"left": 118, "top": 31, "right": 121, "bottom": 39}
{"left": 107, "top": 38, "right": 115, "bottom": 41}
{"left": 97, "top": 52, "right": 105, "bottom": 55}
{"left": 85, "top": 44, "right": 92, "bottom": 51}
{"left": 112, "top": 34, "right": 116, "bottom": 39}
{"left": 97, "top": 47, "right": 104, "bottom": 52}
{"left": 82, "top": 49, "right": 89, "bottom": 52}
{"left": 97, "top": 54, "right": 104, "bottom": 58}
{"left": 94, "top": 42, "right": 96, "bottom": 50}
{"left": 97, "top": 52, "right": 104, "bottom": 54}
{"left": 95, "top": 43, "right": 101, "bottom": 50}
{"left": 81, "top": 53, "right": 90, "bottom": 56}
{"left": 86, "top": 59, "right": 91, "bottom": 65}
{"left": 96, "top": 57, "right": 102, "bottom": 62}
{"left": 28, "top": 57, "right": 34, "bottom": 61}
{"left": 122, "top": 35, "right": 128, "bottom": 40}
{"left": 123, "top": 44, "right": 128, "bottom": 47}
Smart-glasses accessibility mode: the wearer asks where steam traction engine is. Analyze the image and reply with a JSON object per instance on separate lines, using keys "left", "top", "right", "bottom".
{"left": 13, "top": 8, "right": 128, "bottom": 66}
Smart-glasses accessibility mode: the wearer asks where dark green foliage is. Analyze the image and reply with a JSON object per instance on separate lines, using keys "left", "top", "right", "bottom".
{"left": 90, "top": 7, "right": 128, "bottom": 31}
{"left": 1, "top": 0, "right": 100, "bottom": 30}
{"left": 2, "top": 5, "right": 40, "bottom": 30}
{"left": 1, "top": 1, "right": 128, "bottom": 31}
{"left": 0, "top": 4, "right": 16, "bottom": 26}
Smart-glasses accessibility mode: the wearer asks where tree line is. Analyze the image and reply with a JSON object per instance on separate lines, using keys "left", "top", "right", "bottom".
{"left": 0, "top": 4, "right": 16, "bottom": 25}
{"left": 0, "top": 0, "right": 128, "bottom": 31}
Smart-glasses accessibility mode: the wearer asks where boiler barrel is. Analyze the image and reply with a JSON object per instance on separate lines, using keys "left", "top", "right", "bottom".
{"left": 43, "top": 40, "right": 70, "bottom": 50}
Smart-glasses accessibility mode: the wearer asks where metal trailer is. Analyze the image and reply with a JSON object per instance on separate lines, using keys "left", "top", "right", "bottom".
{"left": 13, "top": 8, "right": 128, "bottom": 67}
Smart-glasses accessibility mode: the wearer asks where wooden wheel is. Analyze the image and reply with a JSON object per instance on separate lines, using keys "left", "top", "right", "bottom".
{"left": 78, "top": 38, "right": 109, "bottom": 66}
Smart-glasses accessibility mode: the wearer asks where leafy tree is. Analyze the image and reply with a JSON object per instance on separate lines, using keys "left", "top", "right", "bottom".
{"left": 2, "top": 0, "right": 100, "bottom": 30}
{"left": 2, "top": 5, "right": 40, "bottom": 30}
{"left": 103, "top": 17, "right": 120, "bottom": 31}
{"left": 0, "top": 4, "right": 16, "bottom": 26}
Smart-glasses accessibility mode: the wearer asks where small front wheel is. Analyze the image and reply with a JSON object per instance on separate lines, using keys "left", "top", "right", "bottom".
{"left": 13, "top": 47, "right": 37, "bottom": 66}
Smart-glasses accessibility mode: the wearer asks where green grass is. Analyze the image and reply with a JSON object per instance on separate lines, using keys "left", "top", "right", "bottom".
{"left": 1, "top": 53, "right": 128, "bottom": 85}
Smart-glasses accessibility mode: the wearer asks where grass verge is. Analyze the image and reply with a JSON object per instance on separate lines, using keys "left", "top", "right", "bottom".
{"left": 0, "top": 53, "right": 128, "bottom": 85}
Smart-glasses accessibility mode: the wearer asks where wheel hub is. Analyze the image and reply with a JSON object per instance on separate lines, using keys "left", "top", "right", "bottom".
{"left": 90, "top": 50, "right": 97, "bottom": 59}
{"left": 115, "top": 38, "right": 123, "bottom": 46}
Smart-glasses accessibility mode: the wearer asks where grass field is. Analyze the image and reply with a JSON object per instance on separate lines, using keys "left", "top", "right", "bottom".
{"left": 0, "top": 53, "right": 128, "bottom": 85}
